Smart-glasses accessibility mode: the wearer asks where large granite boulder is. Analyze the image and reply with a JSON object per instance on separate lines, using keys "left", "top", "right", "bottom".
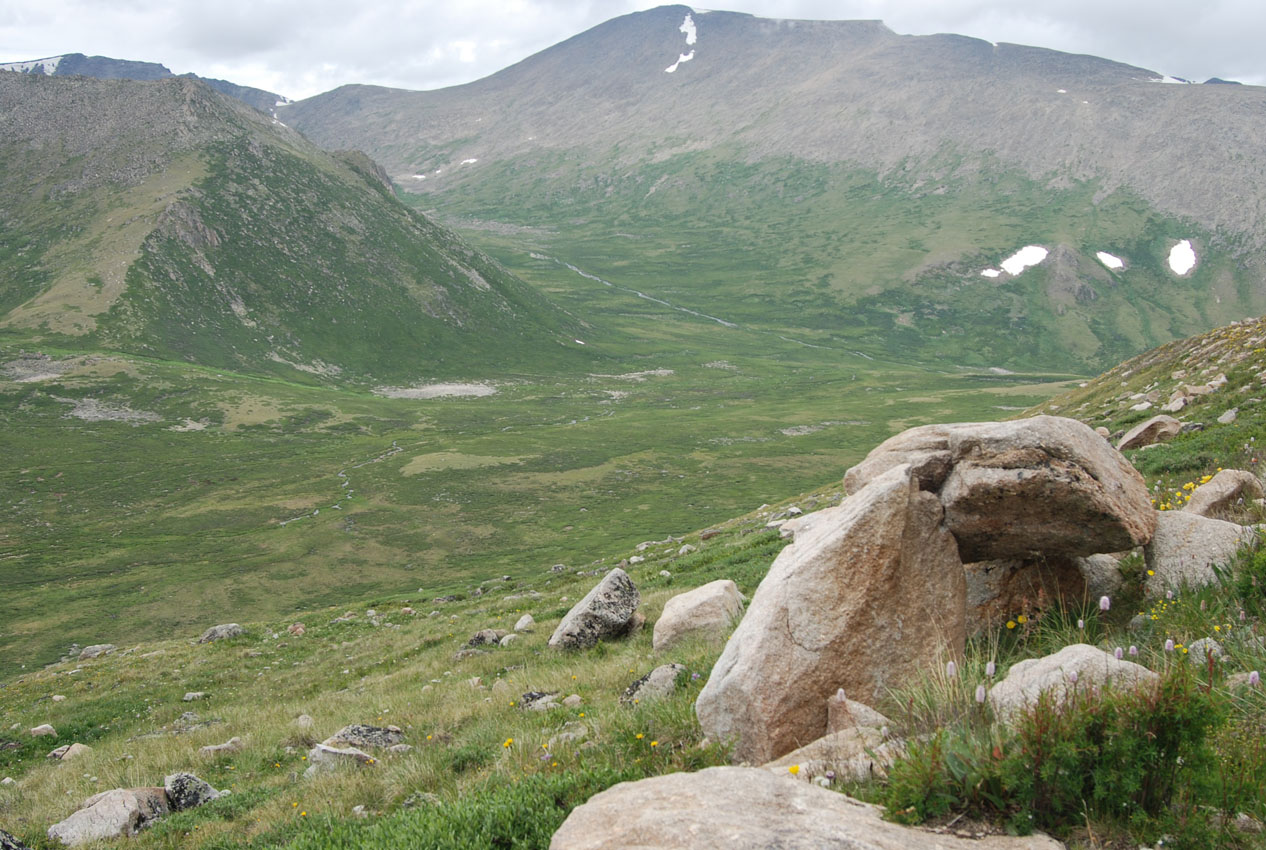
{"left": 47, "top": 788, "right": 170, "bottom": 846}
{"left": 988, "top": 644, "right": 1158, "bottom": 724}
{"left": 548, "top": 569, "right": 641, "bottom": 650}
{"left": 845, "top": 416, "right": 1155, "bottom": 561}
{"left": 549, "top": 766, "right": 1063, "bottom": 850}
{"left": 1144, "top": 511, "right": 1258, "bottom": 594}
{"left": 1183, "top": 469, "right": 1264, "bottom": 518}
{"left": 1116, "top": 414, "right": 1182, "bottom": 451}
{"left": 696, "top": 464, "right": 964, "bottom": 764}
{"left": 653, "top": 580, "right": 744, "bottom": 651}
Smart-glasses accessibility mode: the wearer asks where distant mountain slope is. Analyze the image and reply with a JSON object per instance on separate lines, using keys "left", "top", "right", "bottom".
{"left": 280, "top": 5, "right": 1266, "bottom": 373}
{"left": 0, "top": 52, "right": 287, "bottom": 113}
{"left": 0, "top": 73, "right": 586, "bottom": 383}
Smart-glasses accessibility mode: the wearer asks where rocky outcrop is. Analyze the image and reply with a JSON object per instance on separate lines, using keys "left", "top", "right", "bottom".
{"left": 464, "top": 629, "right": 507, "bottom": 648}
{"left": 988, "top": 644, "right": 1158, "bottom": 724}
{"left": 303, "top": 743, "right": 375, "bottom": 778}
{"left": 1116, "top": 415, "right": 1182, "bottom": 451}
{"left": 652, "top": 580, "right": 744, "bottom": 651}
{"left": 47, "top": 743, "right": 92, "bottom": 761}
{"left": 1183, "top": 469, "right": 1264, "bottom": 518}
{"left": 549, "top": 766, "right": 1063, "bottom": 850}
{"left": 696, "top": 465, "right": 964, "bottom": 763}
{"left": 197, "top": 624, "right": 244, "bottom": 643}
{"left": 77, "top": 644, "right": 116, "bottom": 660}
{"left": 620, "top": 664, "right": 686, "bottom": 705}
{"left": 0, "top": 828, "right": 31, "bottom": 850}
{"left": 548, "top": 569, "right": 641, "bottom": 650}
{"left": 825, "top": 689, "right": 893, "bottom": 735}
{"left": 47, "top": 788, "right": 169, "bottom": 846}
{"left": 1144, "top": 511, "right": 1258, "bottom": 593}
{"left": 845, "top": 416, "right": 1155, "bottom": 561}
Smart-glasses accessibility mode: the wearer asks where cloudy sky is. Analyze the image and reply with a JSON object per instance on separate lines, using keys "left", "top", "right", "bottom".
{"left": 2, "top": 0, "right": 1262, "bottom": 100}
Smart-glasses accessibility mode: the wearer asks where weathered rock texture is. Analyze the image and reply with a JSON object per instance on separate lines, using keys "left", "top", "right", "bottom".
{"left": 1183, "top": 469, "right": 1264, "bottom": 518}
{"left": 620, "top": 664, "right": 686, "bottom": 705}
{"left": 197, "top": 624, "right": 243, "bottom": 643}
{"left": 1076, "top": 554, "right": 1125, "bottom": 599}
{"left": 696, "top": 465, "right": 964, "bottom": 763}
{"left": 323, "top": 724, "right": 404, "bottom": 750}
{"left": 845, "top": 416, "right": 1156, "bottom": 561}
{"left": 964, "top": 557, "right": 1087, "bottom": 635}
{"left": 77, "top": 644, "right": 115, "bottom": 660}
{"left": 0, "top": 828, "right": 32, "bottom": 850}
{"left": 825, "top": 690, "right": 893, "bottom": 735}
{"left": 548, "top": 568, "right": 641, "bottom": 650}
{"left": 47, "top": 788, "right": 170, "bottom": 846}
{"left": 549, "top": 766, "right": 1063, "bottom": 850}
{"left": 302, "top": 743, "right": 375, "bottom": 778}
{"left": 763, "top": 727, "right": 904, "bottom": 783}
{"left": 1116, "top": 414, "right": 1182, "bottom": 451}
{"left": 989, "top": 644, "right": 1158, "bottom": 724}
{"left": 1144, "top": 510, "right": 1258, "bottom": 594}
{"left": 164, "top": 773, "right": 218, "bottom": 811}
{"left": 653, "top": 580, "right": 744, "bottom": 651}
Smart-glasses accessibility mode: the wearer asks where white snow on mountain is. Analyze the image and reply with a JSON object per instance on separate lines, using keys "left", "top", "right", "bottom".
{"left": 1095, "top": 251, "right": 1125, "bottom": 270}
{"left": 999, "top": 245, "right": 1049, "bottom": 276}
{"left": 665, "top": 13, "right": 697, "bottom": 73}
{"left": 1168, "top": 240, "right": 1196, "bottom": 275}
{"left": 0, "top": 55, "right": 65, "bottom": 74}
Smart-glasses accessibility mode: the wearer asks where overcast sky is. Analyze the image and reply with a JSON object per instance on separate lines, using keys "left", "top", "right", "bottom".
{"left": 2, "top": 1, "right": 1263, "bottom": 100}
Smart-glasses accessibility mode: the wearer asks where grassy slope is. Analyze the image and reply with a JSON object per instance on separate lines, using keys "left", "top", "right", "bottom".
{"left": 2, "top": 318, "right": 1265, "bottom": 849}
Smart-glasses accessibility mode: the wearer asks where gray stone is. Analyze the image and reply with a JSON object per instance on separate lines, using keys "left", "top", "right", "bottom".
{"left": 47, "top": 787, "right": 169, "bottom": 846}
{"left": 653, "top": 580, "right": 745, "bottom": 652}
{"left": 825, "top": 690, "right": 893, "bottom": 735}
{"left": 763, "top": 727, "right": 904, "bottom": 784}
{"left": 200, "top": 737, "right": 243, "bottom": 756}
{"left": 465, "top": 629, "right": 508, "bottom": 648}
{"left": 1218, "top": 408, "right": 1239, "bottom": 424}
{"left": 182, "top": 692, "right": 208, "bottom": 702}
{"left": 1144, "top": 510, "right": 1258, "bottom": 593}
{"left": 696, "top": 464, "right": 964, "bottom": 764}
{"left": 514, "top": 613, "right": 535, "bottom": 632}
{"left": 303, "top": 743, "right": 375, "bottom": 778}
{"left": 47, "top": 743, "right": 91, "bottom": 762}
{"left": 197, "top": 624, "right": 244, "bottom": 643}
{"left": 0, "top": 828, "right": 32, "bottom": 850}
{"left": 519, "top": 691, "right": 560, "bottom": 711}
{"left": 1117, "top": 415, "right": 1182, "bottom": 451}
{"left": 988, "top": 644, "right": 1159, "bottom": 724}
{"left": 621, "top": 664, "right": 687, "bottom": 706}
{"left": 548, "top": 721, "right": 589, "bottom": 749}
{"left": 323, "top": 724, "right": 404, "bottom": 750}
{"left": 964, "top": 556, "right": 1086, "bottom": 636}
{"left": 1184, "top": 469, "right": 1265, "bottom": 518}
{"left": 549, "top": 766, "right": 1062, "bottom": 850}
{"left": 164, "top": 773, "right": 219, "bottom": 811}
{"left": 1187, "top": 638, "right": 1224, "bottom": 665}
{"left": 1076, "top": 553, "right": 1126, "bottom": 599}
{"left": 77, "top": 644, "right": 116, "bottom": 660}
{"left": 548, "top": 569, "right": 641, "bottom": 650}
{"left": 30, "top": 724, "right": 56, "bottom": 737}
{"left": 499, "top": 633, "right": 519, "bottom": 647}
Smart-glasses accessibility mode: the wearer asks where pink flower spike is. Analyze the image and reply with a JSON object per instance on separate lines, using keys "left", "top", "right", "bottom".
{"left": 1165, "top": 639, "right": 1175, "bottom": 652}
{"left": 1114, "top": 647, "right": 1124, "bottom": 660}
{"left": 985, "top": 660, "right": 996, "bottom": 678}
{"left": 1241, "top": 610, "right": 1247, "bottom": 623}
{"left": 1067, "top": 670, "right": 1078, "bottom": 684}
{"left": 1077, "top": 619, "right": 1085, "bottom": 630}
{"left": 1166, "top": 590, "right": 1173, "bottom": 600}
{"left": 975, "top": 684, "right": 987, "bottom": 704}
{"left": 1099, "top": 595, "right": 1111, "bottom": 612}
{"left": 1129, "top": 645, "right": 1138, "bottom": 656}
{"left": 1250, "top": 671, "right": 1261, "bottom": 686}
{"left": 946, "top": 661, "right": 957, "bottom": 678}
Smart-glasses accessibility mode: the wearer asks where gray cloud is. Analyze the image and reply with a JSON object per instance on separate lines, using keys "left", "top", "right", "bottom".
{"left": 1, "top": 0, "right": 1261, "bottom": 99}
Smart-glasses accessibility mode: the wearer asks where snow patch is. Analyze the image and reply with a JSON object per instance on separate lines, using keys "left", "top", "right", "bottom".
{"left": 412, "top": 174, "right": 426, "bottom": 180}
{"left": 1000, "top": 245, "right": 1049, "bottom": 276}
{"left": 461, "top": 158, "right": 479, "bottom": 164}
{"left": 980, "top": 269, "right": 1002, "bottom": 278}
{"left": 680, "top": 13, "right": 697, "bottom": 45}
{"left": 1056, "top": 89, "right": 1067, "bottom": 94}
{"left": 1095, "top": 251, "right": 1125, "bottom": 270}
{"left": 1168, "top": 239, "right": 1197, "bottom": 275}
{"left": 665, "top": 13, "right": 697, "bottom": 73}
{"left": 574, "top": 339, "right": 586, "bottom": 345}
{"left": 665, "top": 51, "right": 695, "bottom": 73}
{"left": 0, "top": 55, "right": 64, "bottom": 74}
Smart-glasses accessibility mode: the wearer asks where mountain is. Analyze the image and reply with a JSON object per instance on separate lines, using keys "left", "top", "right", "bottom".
{"left": 0, "top": 72, "right": 587, "bottom": 383}
{"left": 0, "top": 52, "right": 288, "bottom": 114}
{"left": 281, "top": 5, "right": 1266, "bottom": 373}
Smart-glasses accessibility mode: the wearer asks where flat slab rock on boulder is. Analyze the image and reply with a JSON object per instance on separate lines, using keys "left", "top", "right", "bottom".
{"left": 548, "top": 568, "right": 641, "bottom": 650}
{"left": 844, "top": 416, "right": 1156, "bottom": 561}
{"left": 549, "top": 766, "right": 1063, "bottom": 850}
{"left": 1183, "top": 469, "right": 1264, "bottom": 518}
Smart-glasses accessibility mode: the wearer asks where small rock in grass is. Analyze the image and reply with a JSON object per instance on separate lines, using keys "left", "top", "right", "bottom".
{"left": 182, "top": 692, "right": 208, "bottom": 702}
{"left": 200, "top": 737, "right": 243, "bottom": 756}
{"left": 197, "top": 624, "right": 244, "bottom": 644}
{"left": 165, "top": 773, "right": 219, "bottom": 811}
{"left": 514, "top": 614, "right": 535, "bottom": 632}
{"left": 30, "top": 724, "right": 56, "bottom": 737}
{"left": 78, "top": 644, "right": 116, "bottom": 660}
{"left": 519, "top": 691, "right": 560, "bottom": 711}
